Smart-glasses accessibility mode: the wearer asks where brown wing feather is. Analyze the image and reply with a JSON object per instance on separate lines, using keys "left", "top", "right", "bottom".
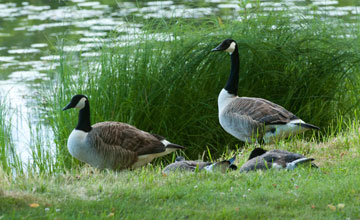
{"left": 228, "top": 97, "right": 298, "bottom": 125}
{"left": 89, "top": 122, "right": 166, "bottom": 156}
{"left": 87, "top": 138, "right": 138, "bottom": 170}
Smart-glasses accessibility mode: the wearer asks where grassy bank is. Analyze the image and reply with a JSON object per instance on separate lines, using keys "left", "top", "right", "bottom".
{"left": 44, "top": 12, "right": 360, "bottom": 168}
{"left": 1, "top": 121, "right": 359, "bottom": 219}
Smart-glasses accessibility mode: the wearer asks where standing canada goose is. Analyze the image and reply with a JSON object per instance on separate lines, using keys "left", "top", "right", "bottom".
{"left": 162, "top": 156, "right": 237, "bottom": 174}
{"left": 211, "top": 39, "right": 320, "bottom": 144}
{"left": 239, "top": 148, "right": 317, "bottom": 172}
{"left": 63, "top": 94, "right": 184, "bottom": 170}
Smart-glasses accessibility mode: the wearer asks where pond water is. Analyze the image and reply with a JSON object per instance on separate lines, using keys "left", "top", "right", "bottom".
{"left": 0, "top": 0, "right": 359, "bottom": 162}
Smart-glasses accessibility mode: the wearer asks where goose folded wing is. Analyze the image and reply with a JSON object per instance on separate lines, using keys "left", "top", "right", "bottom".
{"left": 164, "top": 161, "right": 211, "bottom": 172}
{"left": 90, "top": 122, "right": 166, "bottom": 156}
{"left": 265, "top": 150, "right": 305, "bottom": 163}
{"left": 183, "top": 161, "right": 212, "bottom": 170}
{"left": 222, "top": 110, "right": 263, "bottom": 135}
{"left": 230, "top": 97, "right": 298, "bottom": 125}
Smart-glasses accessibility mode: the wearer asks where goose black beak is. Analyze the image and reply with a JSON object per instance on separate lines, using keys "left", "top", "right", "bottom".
{"left": 211, "top": 42, "right": 225, "bottom": 52}
{"left": 211, "top": 47, "right": 222, "bottom": 52}
{"left": 62, "top": 103, "right": 72, "bottom": 111}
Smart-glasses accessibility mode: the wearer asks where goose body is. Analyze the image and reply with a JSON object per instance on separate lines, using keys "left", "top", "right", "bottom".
{"left": 239, "top": 148, "right": 317, "bottom": 172}
{"left": 163, "top": 156, "right": 237, "bottom": 174}
{"left": 212, "top": 39, "right": 319, "bottom": 144}
{"left": 64, "top": 95, "right": 184, "bottom": 170}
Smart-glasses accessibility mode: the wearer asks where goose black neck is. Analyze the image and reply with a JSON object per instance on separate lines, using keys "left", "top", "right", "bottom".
{"left": 76, "top": 102, "right": 92, "bottom": 132}
{"left": 224, "top": 46, "right": 239, "bottom": 96}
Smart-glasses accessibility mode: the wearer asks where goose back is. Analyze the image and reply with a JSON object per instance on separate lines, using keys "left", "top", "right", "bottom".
{"left": 163, "top": 157, "right": 237, "bottom": 174}
{"left": 163, "top": 160, "right": 212, "bottom": 173}
{"left": 221, "top": 97, "right": 298, "bottom": 126}
{"left": 219, "top": 96, "right": 314, "bottom": 143}
{"left": 239, "top": 149, "right": 312, "bottom": 172}
{"left": 82, "top": 122, "right": 171, "bottom": 170}
{"left": 90, "top": 122, "right": 166, "bottom": 155}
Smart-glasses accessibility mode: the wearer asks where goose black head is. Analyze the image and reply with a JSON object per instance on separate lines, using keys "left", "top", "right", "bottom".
{"left": 248, "top": 148, "right": 267, "bottom": 160}
{"left": 63, "top": 94, "right": 88, "bottom": 111}
{"left": 211, "top": 38, "right": 237, "bottom": 54}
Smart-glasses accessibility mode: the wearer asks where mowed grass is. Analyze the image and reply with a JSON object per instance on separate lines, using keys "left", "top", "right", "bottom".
{"left": 1, "top": 123, "right": 359, "bottom": 219}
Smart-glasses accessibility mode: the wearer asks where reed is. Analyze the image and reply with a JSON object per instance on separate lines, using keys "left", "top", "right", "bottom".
{"left": 0, "top": 98, "right": 23, "bottom": 173}
{"left": 0, "top": 99, "right": 56, "bottom": 174}
{"left": 0, "top": 99, "right": 11, "bottom": 172}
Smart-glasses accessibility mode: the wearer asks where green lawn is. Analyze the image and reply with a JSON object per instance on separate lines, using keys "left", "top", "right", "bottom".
{"left": 1, "top": 126, "right": 359, "bottom": 219}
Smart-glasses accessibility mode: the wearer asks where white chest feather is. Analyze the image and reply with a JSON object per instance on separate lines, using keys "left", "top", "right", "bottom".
{"left": 218, "top": 89, "right": 252, "bottom": 142}
{"left": 218, "top": 89, "right": 236, "bottom": 114}
{"left": 67, "top": 129, "right": 102, "bottom": 167}
{"left": 67, "top": 129, "right": 88, "bottom": 158}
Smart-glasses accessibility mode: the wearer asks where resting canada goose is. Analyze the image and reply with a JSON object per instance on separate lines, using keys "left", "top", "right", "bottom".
{"left": 211, "top": 39, "right": 319, "bottom": 144}
{"left": 63, "top": 94, "right": 184, "bottom": 170}
{"left": 162, "top": 156, "right": 237, "bottom": 174}
{"left": 239, "top": 148, "right": 317, "bottom": 172}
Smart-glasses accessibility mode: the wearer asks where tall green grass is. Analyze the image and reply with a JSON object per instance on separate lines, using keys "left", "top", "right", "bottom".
{"left": 0, "top": 98, "right": 57, "bottom": 174}
{"left": 45, "top": 13, "right": 360, "bottom": 168}
{"left": 0, "top": 98, "right": 12, "bottom": 172}
{"left": 0, "top": 98, "right": 22, "bottom": 174}
{"left": 27, "top": 120, "right": 57, "bottom": 174}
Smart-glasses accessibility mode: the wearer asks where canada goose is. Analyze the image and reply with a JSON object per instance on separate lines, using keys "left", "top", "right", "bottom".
{"left": 162, "top": 156, "right": 237, "bottom": 174}
{"left": 239, "top": 148, "right": 317, "bottom": 172}
{"left": 211, "top": 39, "right": 320, "bottom": 144}
{"left": 63, "top": 94, "right": 184, "bottom": 170}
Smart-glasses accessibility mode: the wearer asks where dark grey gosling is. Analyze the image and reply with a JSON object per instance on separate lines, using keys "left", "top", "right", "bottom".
{"left": 211, "top": 39, "right": 320, "bottom": 144}
{"left": 162, "top": 156, "right": 237, "bottom": 174}
{"left": 239, "top": 148, "right": 317, "bottom": 172}
{"left": 63, "top": 94, "right": 184, "bottom": 170}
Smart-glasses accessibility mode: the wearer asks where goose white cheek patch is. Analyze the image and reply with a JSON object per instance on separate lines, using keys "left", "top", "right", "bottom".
{"left": 161, "top": 139, "right": 171, "bottom": 147}
{"left": 75, "top": 97, "right": 87, "bottom": 109}
{"left": 225, "top": 42, "right": 236, "bottom": 54}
